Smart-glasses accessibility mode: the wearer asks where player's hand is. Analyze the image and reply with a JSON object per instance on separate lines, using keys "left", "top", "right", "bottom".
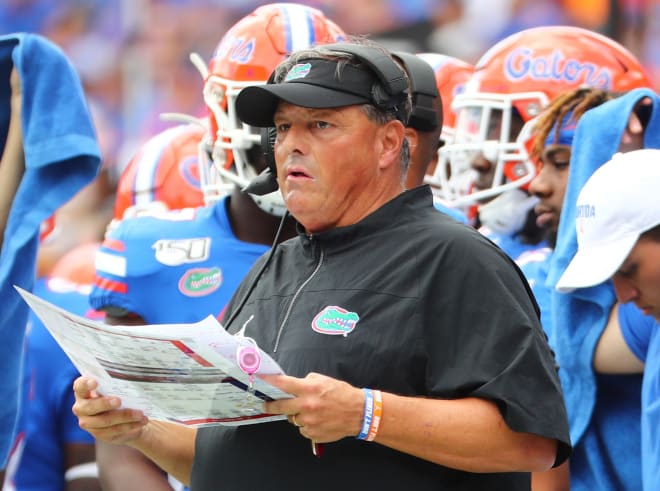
{"left": 72, "top": 376, "right": 148, "bottom": 445}
{"left": 262, "top": 372, "right": 364, "bottom": 443}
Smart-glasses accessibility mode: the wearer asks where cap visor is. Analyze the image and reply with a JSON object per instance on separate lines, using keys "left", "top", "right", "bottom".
{"left": 555, "top": 234, "right": 639, "bottom": 292}
{"left": 236, "top": 83, "right": 371, "bottom": 127}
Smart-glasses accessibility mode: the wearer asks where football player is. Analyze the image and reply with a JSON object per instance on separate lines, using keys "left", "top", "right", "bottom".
{"left": 441, "top": 26, "right": 651, "bottom": 259}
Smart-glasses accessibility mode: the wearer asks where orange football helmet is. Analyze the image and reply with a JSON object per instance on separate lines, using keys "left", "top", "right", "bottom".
{"left": 441, "top": 25, "right": 652, "bottom": 206}
{"left": 415, "top": 53, "right": 475, "bottom": 196}
{"left": 113, "top": 123, "right": 205, "bottom": 220}
{"left": 197, "top": 3, "right": 345, "bottom": 214}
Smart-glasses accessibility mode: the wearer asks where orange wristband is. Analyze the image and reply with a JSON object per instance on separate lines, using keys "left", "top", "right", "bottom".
{"left": 366, "top": 389, "right": 382, "bottom": 441}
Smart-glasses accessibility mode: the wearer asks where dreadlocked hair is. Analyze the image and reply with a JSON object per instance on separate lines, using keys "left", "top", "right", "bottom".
{"left": 531, "top": 87, "right": 615, "bottom": 159}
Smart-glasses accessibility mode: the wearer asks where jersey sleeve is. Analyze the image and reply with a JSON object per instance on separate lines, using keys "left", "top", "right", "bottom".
{"left": 90, "top": 217, "right": 147, "bottom": 317}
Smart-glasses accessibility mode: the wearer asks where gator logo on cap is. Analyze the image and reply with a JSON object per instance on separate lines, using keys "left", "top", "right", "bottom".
{"left": 285, "top": 63, "right": 312, "bottom": 81}
{"left": 312, "top": 306, "right": 360, "bottom": 336}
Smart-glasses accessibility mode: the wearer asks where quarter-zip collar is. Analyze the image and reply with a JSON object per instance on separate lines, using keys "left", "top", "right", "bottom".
{"left": 295, "top": 185, "right": 434, "bottom": 254}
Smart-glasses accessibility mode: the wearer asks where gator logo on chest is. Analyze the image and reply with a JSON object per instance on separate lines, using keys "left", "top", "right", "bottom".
{"left": 178, "top": 267, "right": 222, "bottom": 297}
{"left": 312, "top": 306, "right": 360, "bottom": 336}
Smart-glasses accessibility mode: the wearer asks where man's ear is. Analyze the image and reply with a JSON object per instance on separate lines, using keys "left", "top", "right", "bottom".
{"left": 378, "top": 120, "right": 406, "bottom": 169}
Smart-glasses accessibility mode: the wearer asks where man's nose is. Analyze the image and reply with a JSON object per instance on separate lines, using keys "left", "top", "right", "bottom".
{"left": 528, "top": 168, "right": 550, "bottom": 198}
{"left": 277, "top": 125, "right": 308, "bottom": 156}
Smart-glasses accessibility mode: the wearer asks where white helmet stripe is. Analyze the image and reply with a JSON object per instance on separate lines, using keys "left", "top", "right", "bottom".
{"left": 280, "top": 4, "right": 315, "bottom": 53}
{"left": 132, "top": 126, "right": 185, "bottom": 206}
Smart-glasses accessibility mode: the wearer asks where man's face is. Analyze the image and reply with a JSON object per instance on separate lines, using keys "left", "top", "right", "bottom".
{"left": 273, "top": 102, "right": 396, "bottom": 232}
{"left": 528, "top": 144, "right": 571, "bottom": 242}
{"left": 612, "top": 236, "right": 660, "bottom": 321}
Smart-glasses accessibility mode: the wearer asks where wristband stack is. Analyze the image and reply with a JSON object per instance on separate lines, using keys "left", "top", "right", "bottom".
{"left": 356, "top": 388, "right": 383, "bottom": 441}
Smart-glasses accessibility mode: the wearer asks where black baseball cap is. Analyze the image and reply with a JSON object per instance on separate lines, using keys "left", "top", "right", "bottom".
{"left": 235, "top": 58, "right": 381, "bottom": 128}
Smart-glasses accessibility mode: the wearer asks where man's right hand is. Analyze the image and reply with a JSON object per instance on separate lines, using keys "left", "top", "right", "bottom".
{"left": 72, "top": 376, "right": 149, "bottom": 445}
{"left": 73, "top": 376, "right": 197, "bottom": 486}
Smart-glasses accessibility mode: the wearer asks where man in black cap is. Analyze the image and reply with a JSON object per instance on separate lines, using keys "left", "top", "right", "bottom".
{"left": 72, "top": 39, "right": 570, "bottom": 490}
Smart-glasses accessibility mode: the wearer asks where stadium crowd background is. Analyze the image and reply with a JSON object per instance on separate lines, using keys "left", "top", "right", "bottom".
{"left": 1, "top": 0, "right": 658, "bottom": 187}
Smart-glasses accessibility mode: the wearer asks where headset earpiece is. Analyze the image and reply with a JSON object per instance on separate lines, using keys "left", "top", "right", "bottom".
{"left": 242, "top": 72, "right": 280, "bottom": 196}
{"left": 260, "top": 71, "right": 279, "bottom": 176}
{"left": 261, "top": 126, "right": 277, "bottom": 175}
{"left": 240, "top": 125, "right": 279, "bottom": 196}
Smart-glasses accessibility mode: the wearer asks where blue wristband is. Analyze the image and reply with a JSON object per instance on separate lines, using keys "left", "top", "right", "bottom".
{"left": 357, "top": 388, "right": 374, "bottom": 440}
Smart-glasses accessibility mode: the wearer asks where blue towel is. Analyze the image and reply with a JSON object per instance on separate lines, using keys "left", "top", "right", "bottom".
{"left": 0, "top": 33, "right": 101, "bottom": 466}
{"left": 547, "top": 87, "right": 660, "bottom": 486}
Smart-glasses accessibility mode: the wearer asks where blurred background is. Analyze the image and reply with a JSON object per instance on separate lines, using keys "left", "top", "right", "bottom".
{"left": 2, "top": 0, "right": 659, "bottom": 183}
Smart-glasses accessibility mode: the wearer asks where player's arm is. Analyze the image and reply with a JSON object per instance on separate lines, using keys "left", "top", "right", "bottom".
{"left": 63, "top": 442, "right": 100, "bottom": 491}
{"left": 95, "top": 441, "right": 174, "bottom": 491}
{"left": 0, "top": 67, "right": 25, "bottom": 251}
{"left": 72, "top": 375, "right": 196, "bottom": 486}
{"left": 593, "top": 303, "right": 644, "bottom": 374}
{"left": 531, "top": 460, "right": 570, "bottom": 491}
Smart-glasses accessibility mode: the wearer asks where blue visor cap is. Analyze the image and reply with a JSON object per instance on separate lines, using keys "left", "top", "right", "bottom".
{"left": 236, "top": 58, "right": 379, "bottom": 128}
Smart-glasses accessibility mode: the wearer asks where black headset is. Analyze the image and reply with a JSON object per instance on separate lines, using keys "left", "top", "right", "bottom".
{"left": 245, "top": 43, "right": 411, "bottom": 196}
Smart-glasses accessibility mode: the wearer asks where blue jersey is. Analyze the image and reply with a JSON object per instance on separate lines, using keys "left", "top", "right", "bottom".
{"left": 479, "top": 225, "right": 547, "bottom": 262}
{"left": 9, "top": 278, "right": 99, "bottom": 491}
{"left": 517, "top": 247, "right": 553, "bottom": 336}
{"left": 619, "top": 303, "right": 659, "bottom": 491}
{"left": 90, "top": 197, "right": 270, "bottom": 324}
